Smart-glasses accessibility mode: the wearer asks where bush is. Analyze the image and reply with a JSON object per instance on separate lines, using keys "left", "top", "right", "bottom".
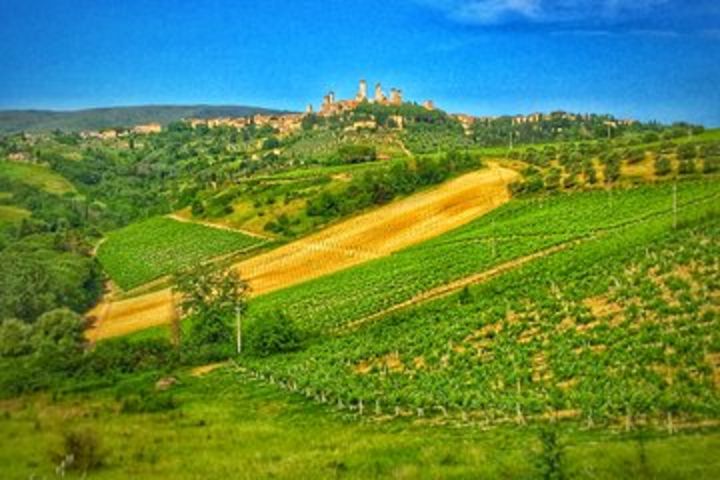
{"left": 182, "top": 312, "right": 235, "bottom": 363}
{"left": 86, "top": 338, "right": 178, "bottom": 375}
{"left": 536, "top": 428, "right": 565, "bottom": 480}
{"left": 654, "top": 155, "right": 672, "bottom": 176}
{"left": 0, "top": 319, "right": 33, "bottom": 357}
{"left": 336, "top": 144, "right": 376, "bottom": 164}
{"left": 51, "top": 428, "right": 106, "bottom": 473}
{"left": 679, "top": 158, "right": 697, "bottom": 175}
{"left": 120, "top": 392, "right": 178, "bottom": 413}
{"left": 458, "top": 286, "right": 473, "bottom": 305}
{"left": 247, "top": 311, "right": 302, "bottom": 357}
{"left": 704, "top": 156, "right": 719, "bottom": 174}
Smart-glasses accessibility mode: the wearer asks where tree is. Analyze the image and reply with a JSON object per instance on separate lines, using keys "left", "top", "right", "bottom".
{"left": 32, "top": 308, "right": 87, "bottom": 370}
{"left": 654, "top": 155, "right": 672, "bottom": 176}
{"left": 262, "top": 136, "right": 281, "bottom": 150}
{"left": 191, "top": 199, "right": 205, "bottom": 216}
{"left": 604, "top": 160, "right": 621, "bottom": 183}
{"left": 458, "top": 286, "right": 473, "bottom": 305}
{"left": 173, "top": 264, "right": 249, "bottom": 356}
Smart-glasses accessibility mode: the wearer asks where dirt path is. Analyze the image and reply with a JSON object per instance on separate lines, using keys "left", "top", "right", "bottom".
{"left": 87, "top": 164, "right": 518, "bottom": 340}
{"left": 335, "top": 240, "right": 581, "bottom": 334}
{"left": 166, "top": 213, "right": 274, "bottom": 241}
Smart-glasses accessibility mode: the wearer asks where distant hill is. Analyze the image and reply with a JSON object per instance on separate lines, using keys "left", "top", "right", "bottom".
{"left": 0, "top": 105, "right": 292, "bottom": 134}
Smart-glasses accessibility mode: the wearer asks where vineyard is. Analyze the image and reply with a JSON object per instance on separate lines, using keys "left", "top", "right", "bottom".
{"left": 240, "top": 197, "right": 720, "bottom": 427}
{"left": 248, "top": 181, "right": 720, "bottom": 334}
{"left": 97, "top": 216, "right": 264, "bottom": 290}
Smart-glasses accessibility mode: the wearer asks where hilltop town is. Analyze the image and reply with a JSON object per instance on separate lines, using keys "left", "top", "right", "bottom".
{"left": 70, "top": 79, "right": 637, "bottom": 141}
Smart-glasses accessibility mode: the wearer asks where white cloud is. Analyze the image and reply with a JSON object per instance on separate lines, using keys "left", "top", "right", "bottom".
{"left": 418, "top": 0, "right": 671, "bottom": 25}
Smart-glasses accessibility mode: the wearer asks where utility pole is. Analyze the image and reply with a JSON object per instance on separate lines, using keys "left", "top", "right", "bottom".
{"left": 509, "top": 131, "right": 513, "bottom": 151}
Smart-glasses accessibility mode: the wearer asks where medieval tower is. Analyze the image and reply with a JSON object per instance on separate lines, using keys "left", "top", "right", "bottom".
{"left": 356, "top": 79, "right": 368, "bottom": 101}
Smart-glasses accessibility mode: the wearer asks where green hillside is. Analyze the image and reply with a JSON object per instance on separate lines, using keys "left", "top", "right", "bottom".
{"left": 242, "top": 190, "right": 719, "bottom": 426}
{"left": 0, "top": 105, "right": 290, "bottom": 134}
{"left": 1, "top": 102, "right": 719, "bottom": 478}
{"left": 0, "top": 161, "right": 76, "bottom": 194}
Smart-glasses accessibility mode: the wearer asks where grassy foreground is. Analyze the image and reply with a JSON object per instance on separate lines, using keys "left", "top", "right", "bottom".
{"left": 1, "top": 369, "right": 719, "bottom": 479}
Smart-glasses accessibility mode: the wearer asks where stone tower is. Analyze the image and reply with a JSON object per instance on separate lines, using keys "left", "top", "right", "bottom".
{"left": 390, "top": 88, "right": 403, "bottom": 105}
{"left": 357, "top": 79, "right": 368, "bottom": 101}
{"left": 374, "top": 83, "right": 386, "bottom": 103}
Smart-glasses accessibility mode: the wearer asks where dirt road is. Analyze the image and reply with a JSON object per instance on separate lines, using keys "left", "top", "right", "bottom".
{"left": 87, "top": 164, "right": 518, "bottom": 340}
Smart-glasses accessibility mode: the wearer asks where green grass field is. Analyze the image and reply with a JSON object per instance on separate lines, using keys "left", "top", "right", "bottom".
{"left": 97, "top": 217, "right": 264, "bottom": 290}
{"left": 2, "top": 369, "right": 719, "bottom": 479}
{"left": 0, "top": 161, "right": 76, "bottom": 194}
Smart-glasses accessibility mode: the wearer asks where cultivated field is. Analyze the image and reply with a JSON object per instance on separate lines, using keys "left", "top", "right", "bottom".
{"left": 86, "top": 164, "right": 518, "bottom": 339}
{"left": 96, "top": 216, "right": 264, "bottom": 290}
{"left": 242, "top": 184, "right": 720, "bottom": 427}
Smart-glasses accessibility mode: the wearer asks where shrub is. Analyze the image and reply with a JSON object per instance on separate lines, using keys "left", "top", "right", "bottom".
{"left": 120, "top": 392, "right": 178, "bottom": 413}
{"left": 536, "top": 428, "right": 565, "bottom": 480}
{"left": 654, "top": 155, "right": 672, "bottom": 176}
{"left": 679, "top": 158, "right": 696, "bottom": 175}
{"left": 0, "top": 319, "right": 33, "bottom": 357}
{"left": 704, "top": 156, "right": 719, "bottom": 174}
{"left": 336, "top": 144, "right": 376, "bottom": 164}
{"left": 458, "top": 286, "right": 473, "bottom": 305}
{"left": 86, "top": 338, "right": 178, "bottom": 375}
{"left": 247, "top": 311, "right": 302, "bottom": 357}
{"left": 51, "top": 428, "right": 106, "bottom": 473}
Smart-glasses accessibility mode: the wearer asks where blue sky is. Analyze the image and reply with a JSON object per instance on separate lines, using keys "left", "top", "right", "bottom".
{"left": 0, "top": 0, "right": 719, "bottom": 125}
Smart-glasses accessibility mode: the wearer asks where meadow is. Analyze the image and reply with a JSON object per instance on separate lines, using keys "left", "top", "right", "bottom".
{"left": 2, "top": 369, "right": 719, "bottom": 479}
{"left": 96, "top": 217, "right": 264, "bottom": 290}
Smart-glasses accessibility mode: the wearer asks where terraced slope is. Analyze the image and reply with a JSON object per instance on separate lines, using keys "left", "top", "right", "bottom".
{"left": 87, "top": 164, "right": 518, "bottom": 339}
